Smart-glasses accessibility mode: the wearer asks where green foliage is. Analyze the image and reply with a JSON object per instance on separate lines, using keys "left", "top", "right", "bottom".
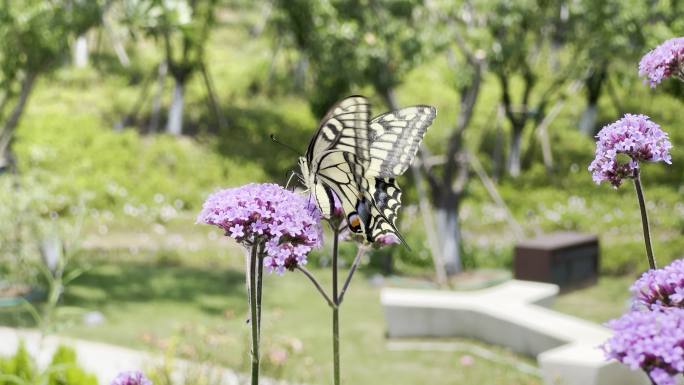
{"left": 0, "top": 342, "right": 35, "bottom": 385}
{"left": 47, "top": 346, "right": 98, "bottom": 385}
{"left": 0, "top": 173, "right": 78, "bottom": 287}
{"left": 13, "top": 113, "right": 265, "bottom": 211}
{"left": 0, "top": 343, "right": 96, "bottom": 385}
{"left": 272, "top": 0, "right": 433, "bottom": 113}
{"left": 0, "top": 1, "right": 103, "bottom": 87}
{"left": 121, "top": 0, "right": 218, "bottom": 81}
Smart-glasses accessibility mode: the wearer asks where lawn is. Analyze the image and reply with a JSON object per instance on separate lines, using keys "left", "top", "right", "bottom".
{"left": 0, "top": 242, "right": 541, "bottom": 385}
{"left": 1, "top": 208, "right": 638, "bottom": 385}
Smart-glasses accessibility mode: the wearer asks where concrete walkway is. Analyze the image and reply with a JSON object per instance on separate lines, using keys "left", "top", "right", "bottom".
{"left": 0, "top": 327, "right": 287, "bottom": 385}
{"left": 381, "top": 280, "right": 652, "bottom": 385}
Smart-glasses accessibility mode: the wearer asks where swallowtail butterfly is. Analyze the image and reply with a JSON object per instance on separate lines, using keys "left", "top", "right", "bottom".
{"left": 299, "top": 95, "right": 436, "bottom": 244}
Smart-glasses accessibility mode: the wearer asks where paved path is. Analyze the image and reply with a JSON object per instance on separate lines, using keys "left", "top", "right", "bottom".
{"left": 0, "top": 327, "right": 288, "bottom": 385}
{"left": 381, "top": 280, "right": 652, "bottom": 385}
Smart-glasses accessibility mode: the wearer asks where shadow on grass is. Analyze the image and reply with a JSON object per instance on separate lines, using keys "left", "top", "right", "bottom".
{"left": 68, "top": 261, "right": 243, "bottom": 303}
{"left": 0, "top": 255, "right": 248, "bottom": 328}
{"left": 128, "top": 102, "right": 315, "bottom": 184}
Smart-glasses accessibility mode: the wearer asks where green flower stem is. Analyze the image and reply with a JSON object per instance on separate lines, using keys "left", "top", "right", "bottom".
{"left": 249, "top": 243, "right": 261, "bottom": 385}
{"left": 337, "top": 245, "right": 368, "bottom": 306}
{"left": 634, "top": 170, "right": 657, "bottom": 270}
{"left": 332, "top": 305, "right": 340, "bottom": 385}
{"left": 331, "top": 225, "right": 341, "bottom": 385}
{"left": 257, "top": 245, "right": 264, "bottom": 338}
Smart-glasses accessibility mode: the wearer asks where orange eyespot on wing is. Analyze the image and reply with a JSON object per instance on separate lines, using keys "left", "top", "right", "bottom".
{"left": 348, "top": 213, "right": 363, "bottom": 233}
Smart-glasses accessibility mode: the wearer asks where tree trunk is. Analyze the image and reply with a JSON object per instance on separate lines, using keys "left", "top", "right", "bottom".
{"left": 73, "top": 35, "right": 89, "bottom": 68}
{"left": 579, "top": 104, "right": 598, "bottom": 136}
{"left": 103, "top": 16, "right": 130, "bottom": 67}
{"left": 492, "top": 105, "right": 505, "bottom": 182}
{"left": 434, "top": 195, "right": 462, "bottom": 275}
{"left": 200, "top": 61, "right": 227, "bottom": 132}
{"left": 0, "top": 72, "right": 37, "bottom": 171}
{"left": 148, "top": 62, "right": 168, "bottom": 134}
{"left": 293, "top": 56, "right": 308, "bottom": 92}
{"left": 166, "top": 79, "right": 185, "bottom": 135}
{"left": 508, "top": 125, "right": 523, "bottom": 178}
{"left": 381, "top": 87, "right": 399, "bottom": 112}
{"left": 579, "top": 66, "right": 606, "bottom": 136}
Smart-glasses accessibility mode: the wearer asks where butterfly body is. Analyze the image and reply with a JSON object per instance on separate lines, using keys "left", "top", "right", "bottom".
{"left": 300, "top": 95, "right": 436, "bottom": 245}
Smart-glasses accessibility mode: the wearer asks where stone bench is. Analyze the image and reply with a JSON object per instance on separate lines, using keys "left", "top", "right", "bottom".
{"left": 380, "top": 280, "right": 651, "bottom": 385}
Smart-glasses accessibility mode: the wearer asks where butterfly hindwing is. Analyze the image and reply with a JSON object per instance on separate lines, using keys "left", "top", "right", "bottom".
{"left": 365, "top": 178, "right": 404, "bottom": 244}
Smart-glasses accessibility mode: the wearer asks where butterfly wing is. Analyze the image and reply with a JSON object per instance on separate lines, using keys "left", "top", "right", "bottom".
{"left": 365, "top": 105, "right": 436, "bottom": 178}
{"left": 304, "top": 96, "right": 371, "bottom": 218}
{"left": 359, "top": 106, "right": 436, "bottom": 243}
{"left": 362, "top": 178, "right": 404, "bottom": 244}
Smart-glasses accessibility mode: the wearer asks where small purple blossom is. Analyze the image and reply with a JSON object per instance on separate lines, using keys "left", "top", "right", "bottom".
{"left": 110, "top": 371, "right": 152, "bottom": 385}
{"left": 588, "top": 114, "right": 672, "bottom": 187}
{"left": 197, "top": 183, "right": 323, "bottom": 274}
{"left": 602, "top": 308, "right": 684, "bottom": 385}
{"left": 638, "top": 37, "right": 684, "bottom": 87}
{"left": 374, "top": 233, "right": 401, "bottom": 246}
{"left": 632, "top": 259, "right": 684, "bottom": 309}
{"left": 330, "top": 192, "right": 345, "bottom": 223}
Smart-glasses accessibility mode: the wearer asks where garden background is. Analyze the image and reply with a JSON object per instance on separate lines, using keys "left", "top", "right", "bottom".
{"left": 0, "top": 1, "right": 683, "bottom": 384}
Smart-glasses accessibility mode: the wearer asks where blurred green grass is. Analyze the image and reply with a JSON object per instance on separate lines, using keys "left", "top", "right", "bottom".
{"left": 3, "top": 248, "right": 541, "bottom": 385}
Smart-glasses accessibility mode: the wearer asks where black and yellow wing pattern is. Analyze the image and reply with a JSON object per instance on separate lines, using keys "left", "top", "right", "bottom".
{"left": 300, "top": 95, "right": 435, "bottom": 245}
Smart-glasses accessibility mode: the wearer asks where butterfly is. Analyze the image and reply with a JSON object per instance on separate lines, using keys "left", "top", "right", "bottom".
{"left": 299, "top": 95, "right": 436, "bottom": 245}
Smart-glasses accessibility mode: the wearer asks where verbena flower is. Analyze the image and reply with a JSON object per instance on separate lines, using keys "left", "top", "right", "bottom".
{"left": 197, "top": 183, "right": 323, "bottom": 274}
{"left": 639, "top": 37, "right": 684, "bottom": 87}
{"left": 375, "top": 233, "right": 401, "bottom": 246}
{"left": 602, "top": 308, "right": 684, "bottom": 385}
{"left": 632, "top": 259, "right": 684, "bottom": 309}
{"left": 588, "top": 114, "right": 672, "bottom": 187}
{"left": 111, "top": 371, "right": 152, "bottom": 385}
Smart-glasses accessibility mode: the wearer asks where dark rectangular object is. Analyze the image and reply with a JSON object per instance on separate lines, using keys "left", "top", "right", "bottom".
{"left": 514, "top": 232, "right": 599, "bottom": 291}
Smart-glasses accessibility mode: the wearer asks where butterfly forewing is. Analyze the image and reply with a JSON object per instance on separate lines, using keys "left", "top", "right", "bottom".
{"left": 365, "top": 106, "right": 436, "bottom": 178}
{"left": 307, "top": 96, "right": 371, "bottom": 166}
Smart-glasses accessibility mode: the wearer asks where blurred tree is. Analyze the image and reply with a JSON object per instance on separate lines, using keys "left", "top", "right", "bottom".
{"left": 272, "top": 0, "right": 432, "bottom": 117}
{"left": 410, "top": 0, "right": 491, "bottom": 275}
{"left": 121, "top": 0, "right": 218, "bottom": 135}
{"left": 271, "top": 0, "right": 363, "bottom": 116}
{"left": 569, "top": 0, "right": 650, "bottom": 136}
{"left": 486, "top": 0, "right": 577, "bottom": 177}
{"left": 0, "top": 0, "right": 104, "bottom": 171}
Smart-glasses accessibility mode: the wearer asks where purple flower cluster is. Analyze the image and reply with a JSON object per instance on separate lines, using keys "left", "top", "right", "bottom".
{"left": 639, "top": 37, "right": 684, "bottom": 87}
{"left": 110, "top": 371, "right": 152, "bottom": 385}
{"left": 197, "top": 183, "right": 323, "bottom": 274}
{"left": 602, "top": 308, "right": 684, "bottom": 385}
{"left": 632, "top": 259, "right": 684, "bottom": 309}
{"left": 588, "top": 114, "right": 672, "bottom": 187}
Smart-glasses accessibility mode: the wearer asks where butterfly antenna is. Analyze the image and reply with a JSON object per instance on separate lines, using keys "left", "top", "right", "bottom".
{"left": 285, "top": 170, "right": 298, "bottom": 190}
{"left": 270, "top": 134, "right": 302, "bottom": 156}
